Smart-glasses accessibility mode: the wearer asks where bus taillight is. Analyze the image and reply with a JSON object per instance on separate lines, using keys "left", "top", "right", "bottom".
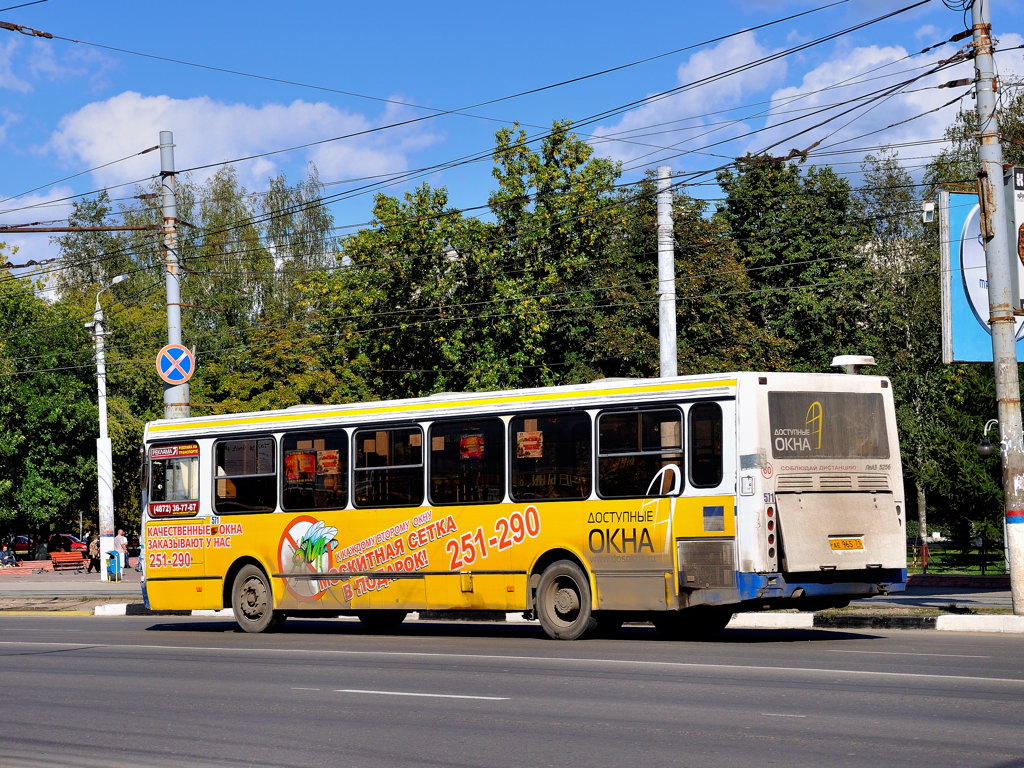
{"left": 766, "top": 506, "right": 777, "bottom": 564}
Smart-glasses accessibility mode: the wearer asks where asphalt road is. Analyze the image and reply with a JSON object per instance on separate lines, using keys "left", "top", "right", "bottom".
{"left": 1, "top": 615, "right": 1022, "bottom": 768}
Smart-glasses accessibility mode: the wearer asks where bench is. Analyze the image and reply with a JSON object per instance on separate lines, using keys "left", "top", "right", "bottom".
{"left": 50, "top": 551, "right": 87, "bottom": 571}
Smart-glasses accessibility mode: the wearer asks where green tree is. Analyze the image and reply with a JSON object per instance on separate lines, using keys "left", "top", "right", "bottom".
{"left": 48, "top": 165, "right": 340, "bottom": 526}
{"left": 715, "top": 156, "right": 871, "bottom": 370}
{"left": 595, "top": 174, "right": 788, "bottom": 377}
{"left": 0, "top": 264, "right": 97, "bottom": 532}
{"left": 925, "top": 80, "right": 1024, "bottom": 190}
{"left": 855, "top": 150, "right": 947, "bottom": 550}
{"left": 263, "top": 165, "right": 337, "bottom": 319}
{"left": 305, "top": 182, "right": 489, "bottom": 399}
{"left": 487, "top": 121, "right": 622, "bottom": 386}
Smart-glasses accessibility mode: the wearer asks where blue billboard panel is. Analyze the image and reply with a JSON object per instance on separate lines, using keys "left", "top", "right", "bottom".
{"left": 940, "top": 190, "right": 1024, "bottom": 363}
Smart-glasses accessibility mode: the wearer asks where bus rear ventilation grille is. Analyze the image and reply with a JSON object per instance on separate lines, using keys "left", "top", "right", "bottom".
{"left": 774, "top": 473, "right": 890, "bottom": 492}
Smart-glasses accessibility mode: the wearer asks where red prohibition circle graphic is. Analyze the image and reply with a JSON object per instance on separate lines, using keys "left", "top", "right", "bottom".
{"left": 278, "top": 517, "right": 338, "bottom": 600}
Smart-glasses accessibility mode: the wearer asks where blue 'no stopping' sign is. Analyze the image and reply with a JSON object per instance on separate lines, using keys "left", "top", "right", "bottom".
{"left": 156, "top": 344, "right": 195, "bottom": 384}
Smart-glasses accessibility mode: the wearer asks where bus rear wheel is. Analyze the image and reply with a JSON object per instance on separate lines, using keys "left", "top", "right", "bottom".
{"left": 232, "top": 564, "right": 285, "bottom": 633}
{"left": 535, "top": 560, "right": 597, "bottom": 640}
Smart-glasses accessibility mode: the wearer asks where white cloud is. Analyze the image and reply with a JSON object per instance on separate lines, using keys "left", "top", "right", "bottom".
{"left": 591, "top": 32, "right": 788, "bottom": 167}
{"left": 0, "top": 39, "right": 32, "bottom": 93}
{"left": 43, "top": 91, "right": 444, "bottom": 193}
{"left": 0, "top": 185, "right": 76, "bottom": 270}
{"left": 27, "top": 40, "right": 116, "bottom": 93}
{"left": 754, "top": 36, "right": 1024, "bottom": 168}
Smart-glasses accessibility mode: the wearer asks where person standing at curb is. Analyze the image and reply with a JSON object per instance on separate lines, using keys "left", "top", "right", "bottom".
{"left": 86, "top": 533, "right": 101, "bottom": 574}
{"left": 114, "top": 529, "right": 129, "bottom": 572}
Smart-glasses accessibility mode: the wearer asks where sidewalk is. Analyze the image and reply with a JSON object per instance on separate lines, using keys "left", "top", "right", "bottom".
{"left": 1, "top": 561, "right": 1021, "bottom": 633}
{"left": 0, "top": 559, "right": 143, "bottom": 598}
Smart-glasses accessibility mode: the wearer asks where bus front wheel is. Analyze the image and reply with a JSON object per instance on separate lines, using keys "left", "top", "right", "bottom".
{"left": 535, "top": 560, "right": 597, "bottom": 640}
{"left": 232, "top": 564, "right": 285, "bottom": 633}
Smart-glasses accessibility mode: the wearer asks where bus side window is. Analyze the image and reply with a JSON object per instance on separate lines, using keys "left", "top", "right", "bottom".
{"left": 510, "top": 413, "right": 591, "bottom": 501}
{"left": 689, "top": 403, "right": 723, "bottom": 488}
{"left": 597, "top": 408, "right": 682, "bottom": 498}
{"left": 281, "top": 431, "right": 348, "bottom": 511}
{"left": 214, "top": 438, "right": 277, "bottom": 513}
{"left": 429, "top": 419, "right": 504, "bottom": 505}
{"left": 354, "top": 426, "right": 424, "bottom": 508}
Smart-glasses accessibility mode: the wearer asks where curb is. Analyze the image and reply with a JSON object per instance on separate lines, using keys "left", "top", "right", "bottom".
{"left": 934, "top": 614, "right": 1024, "bottom": 633}
{"left": 87, "top": 604, "right": 1024, "bottom": 633}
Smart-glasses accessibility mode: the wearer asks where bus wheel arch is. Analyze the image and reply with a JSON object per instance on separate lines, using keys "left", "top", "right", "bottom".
{"left": 530, "top": 552, "right": 598, "bottom": 641}
{"left": 229, "top": 560, "right": 286, "bottom": 633}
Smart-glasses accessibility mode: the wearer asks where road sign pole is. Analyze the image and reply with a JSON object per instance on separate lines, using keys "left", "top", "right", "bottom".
{"left": 161, "top": 130, "right": 190, "bottom": 419}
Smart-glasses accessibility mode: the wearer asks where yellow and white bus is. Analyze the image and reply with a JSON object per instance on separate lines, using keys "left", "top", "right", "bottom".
{"left": 140, "top": 367, "right": 907, "bottom": 639}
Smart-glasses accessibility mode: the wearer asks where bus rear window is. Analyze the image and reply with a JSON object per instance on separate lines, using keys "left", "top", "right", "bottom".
{"left": 768, "top": 392, "right": 889, "bottom": 459}
{"left": 149, "top": 443, "right": 200, "bottom": 517}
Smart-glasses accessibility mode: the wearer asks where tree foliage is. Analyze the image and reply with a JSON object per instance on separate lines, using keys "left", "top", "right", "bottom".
{"left": 715, "top": 156, "right": 872, "bottom": 370}
{"left": 10, "top": 100, "right": 1023, "bottom": 554}
{"left": 0, "top": 262, "right": 97, "bottom": 531}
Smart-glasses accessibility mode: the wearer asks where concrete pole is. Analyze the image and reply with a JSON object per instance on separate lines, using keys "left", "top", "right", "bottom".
{"left": 160, "top": 130, "right": 190, "bottom": 419}
{"left": 657, "top": 166, "right": 677, "bottom": 378}
{"left": 970, "top": 3, "right": 1024, "bottom": 614}
{"left": 91, "top": 275, "right": 126, "bottom": 581}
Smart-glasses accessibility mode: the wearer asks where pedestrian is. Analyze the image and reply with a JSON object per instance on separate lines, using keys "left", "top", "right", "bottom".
{"left": 114, "top": 529, "right": 129, "bottom": 572}
{"left": 0, "top": 541, "right": 16, "bottom": 567}
{"left": 87, "top": 533, "right": 101, "bottom": 573}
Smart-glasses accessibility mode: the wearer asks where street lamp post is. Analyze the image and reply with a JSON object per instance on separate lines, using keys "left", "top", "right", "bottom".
{"left": 88, "top": 274, "right": 127, "bottom": 581}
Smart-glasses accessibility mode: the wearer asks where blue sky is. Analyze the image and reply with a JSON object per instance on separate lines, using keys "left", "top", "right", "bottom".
{"left": 1, "top": 0, "right": 1023, "bottom": 267}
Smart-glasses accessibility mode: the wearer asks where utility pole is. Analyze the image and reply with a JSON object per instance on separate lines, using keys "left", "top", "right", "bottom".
{"left": 88, "top": 274, "right": 127, "bottom": 581}
{"left": 160, "top": 130, "right": 190, "bottom": 419}
{"left": 970, "top": 2, "right": 1024, "bottom": 614}
{"left": 657, "top": 165, "right": 677, "bottom": 378}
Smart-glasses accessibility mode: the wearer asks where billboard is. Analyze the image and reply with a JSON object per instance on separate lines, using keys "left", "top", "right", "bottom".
{"left": 939, "top": 171, "right": 1024, "bottom": 363}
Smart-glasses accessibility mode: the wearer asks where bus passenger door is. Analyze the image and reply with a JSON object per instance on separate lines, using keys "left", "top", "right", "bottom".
{"left": 142, "top": 518, "right": 214, "bottom": 610}
{"left": 673, "top": 400, "right": 739, "bottom": 609}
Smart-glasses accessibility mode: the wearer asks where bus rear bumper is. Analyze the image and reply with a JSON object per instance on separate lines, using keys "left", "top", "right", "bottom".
{"left": 735, "top": 569, "right": 907, "bottom": 607}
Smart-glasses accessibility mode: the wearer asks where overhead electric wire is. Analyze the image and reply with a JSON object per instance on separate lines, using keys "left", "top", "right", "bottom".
{"left": 0, "top": 0, "right": 970, "bottom": 372}
{"left": 4, "top": 0, "right": 925, "bottom": 234}
{"left": 2, "top": 175, "right": 950, "bottom": 369}
{"left": 0, "top": 0, "right": 959, "bottom": 253}
{"left": 33, "top": 2, "right": 852, "bottom": 128}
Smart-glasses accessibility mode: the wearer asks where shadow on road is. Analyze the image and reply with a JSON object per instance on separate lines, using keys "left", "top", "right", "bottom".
{"left": 142, "top": 617, "right": 878, "bottom": 643}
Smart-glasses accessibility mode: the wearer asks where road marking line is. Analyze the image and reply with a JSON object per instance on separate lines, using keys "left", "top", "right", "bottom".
{"left": 762, "top": 713, "right": 807, "bottom": 718}
{"left": 338, "top": 689, "right": 509, "bottom": 701}
{"left": 829, "top": 650, "right": 990, "bottom": 659}
{"left": 0, "top": 640, "right": 1020, "bottom": 686}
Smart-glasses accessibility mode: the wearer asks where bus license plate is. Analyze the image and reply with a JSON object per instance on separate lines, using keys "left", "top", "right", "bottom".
{"left": 829, "top": 538, "right": 864, "bottom": 550}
